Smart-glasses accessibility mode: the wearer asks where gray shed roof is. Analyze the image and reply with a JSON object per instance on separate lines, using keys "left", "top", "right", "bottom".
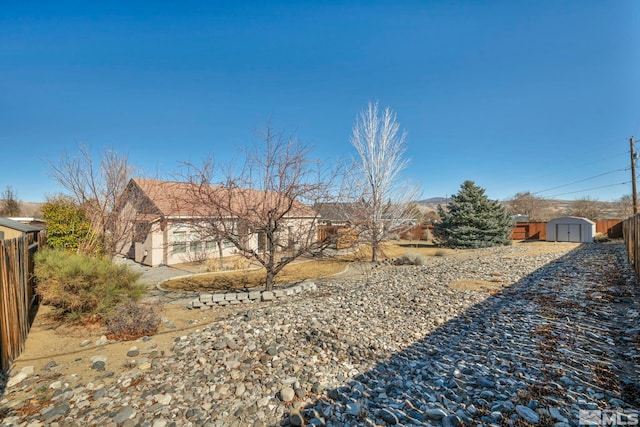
{"left": 0, "top": 217, "right": 41, "bottom": 233}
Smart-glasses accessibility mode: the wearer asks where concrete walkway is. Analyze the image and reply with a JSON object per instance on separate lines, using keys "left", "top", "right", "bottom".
{"left": 113, "top": 257, "right": 196, "bottom": 303}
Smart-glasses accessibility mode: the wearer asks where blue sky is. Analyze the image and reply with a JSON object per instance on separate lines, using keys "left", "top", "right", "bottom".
{"left": 1, "top": 1, "right": 639, "bottom": 203}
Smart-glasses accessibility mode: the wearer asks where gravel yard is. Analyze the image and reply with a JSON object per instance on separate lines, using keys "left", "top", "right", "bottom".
{"left": 1, "top": 242, "right": 638, "bottom": 426}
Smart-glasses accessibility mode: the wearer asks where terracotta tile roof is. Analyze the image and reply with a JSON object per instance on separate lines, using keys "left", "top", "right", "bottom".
{"left": 130, "top": 178, "right": 316, "bottom": 220}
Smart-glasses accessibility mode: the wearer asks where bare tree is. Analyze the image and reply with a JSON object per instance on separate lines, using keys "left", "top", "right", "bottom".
{"left": 181, "top": 125, "right": 336, "bottom": 290}
{"left": 49, "top": 145, "right": 136, "bottom": 255}
{"left": 617, "top": 194, "right": 635, "bottom": 218}
{"left": 506, "top": 191, "right": 554, "bottom": 221}
{"left": 347, "top": 101, "right": 419, "bottom": 261}
{"left": 570, "top": 196, "right": 603, "bottom": 221}
{"left": 1, "top": 186, "right": 21, "bottom": 217}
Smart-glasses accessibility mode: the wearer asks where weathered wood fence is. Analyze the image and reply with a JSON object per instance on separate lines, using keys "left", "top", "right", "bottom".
{"left": 0, "top": 231, "right": 46, "bottom": 371}
{"left": 623, "top": 214, "right": 640, "bottom": 279}
{"left": 317, "top": 225, "right": 358, "bottom": 250}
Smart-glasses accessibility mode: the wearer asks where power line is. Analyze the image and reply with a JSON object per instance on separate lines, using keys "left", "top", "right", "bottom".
{"left": 532, "top": 167, "right": 629, "bottom": 195}
{"left": 521, "top": 151, "right": 628, "bottom": 185}
{"left": 547, "top": 181, "right": 631, "bottom": 198}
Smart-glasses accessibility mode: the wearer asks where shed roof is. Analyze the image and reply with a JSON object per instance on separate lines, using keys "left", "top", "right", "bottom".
{"left": 0, "top": 217, "right": 41, "bottom": 233}
{"left": 547, "top": 216, "right": 596, "bottom": 225}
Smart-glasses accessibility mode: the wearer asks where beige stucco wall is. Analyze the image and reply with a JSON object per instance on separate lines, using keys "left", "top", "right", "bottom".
{"left": 165, "top": 223, "right": 244, "bottom": 266}
{"left": 0, "top": 226, "right": 24, "bottom": 240}
{"left": 127, "top": 216, "right": 317, "bottom": 267}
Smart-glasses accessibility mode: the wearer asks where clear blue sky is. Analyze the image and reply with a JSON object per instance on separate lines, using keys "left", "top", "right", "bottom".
{"left": 2, "top": 1, "right": 639, "bottom": 203}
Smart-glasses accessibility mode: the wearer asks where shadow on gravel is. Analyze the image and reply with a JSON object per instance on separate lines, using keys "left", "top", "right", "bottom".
{"left": 290, "top": 243, "right": 640, "bottom": 426}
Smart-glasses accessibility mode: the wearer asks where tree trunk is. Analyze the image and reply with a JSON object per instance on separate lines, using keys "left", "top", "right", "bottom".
{"left": 217, "top": 240, "right": 224, "bottom": 270}
{"left": 265, "top": 270, "right": 274, "bottom": 291}
{"left": 371, "top": 238, "right": 378, "bottom": 262}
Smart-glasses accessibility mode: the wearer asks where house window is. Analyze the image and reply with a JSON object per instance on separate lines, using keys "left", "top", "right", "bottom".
{"left": 190, "top": 233, "right": 201, "bottom": 253}
{"left": 257, "top": 231, "right": 272, "bottom": 253}
{"left": 173, "top": 231, "right": 186, "bottom": 254}
{"left": 222, "top": 239, "right": 234, "bottom": 249}
{"left": 205, "top": 240, "right": 217, "bottom": 251}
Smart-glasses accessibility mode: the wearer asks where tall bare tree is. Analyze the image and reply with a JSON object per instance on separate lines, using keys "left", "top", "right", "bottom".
{"left": 617, "top": 194, "right": 635, "bottom": 218}
{"left": 570, "top": 196, "right": 603, "bottom": 221}
{"left": 507, "top": 191, "right": 554, "bottom": 221}
{"left": 1, "top": 186, "right": 21, "bottom": 217}
{"left": 49, "top": 145, "right": 135, "bottom": 255}
{"left": 347, "top": 101, "right": 418, "bottom": 261}
{"left": 181, "top": 125, "right": 336, "bottom": 290}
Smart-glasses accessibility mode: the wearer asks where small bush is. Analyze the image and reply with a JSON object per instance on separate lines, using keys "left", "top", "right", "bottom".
{"left": 397, "top": 251, "right": 428, "bottom": 266}
{"left": 35, "top": 248, "right": 144, "bottom": 320}
{"left": 434, "top": 249, "right": 448, "bottom": 257}
{"left": 105, "top": 299, "right": 160, "bottom": 340}
{"left": 593, "top": 233, "right": 609, "bottom": 243}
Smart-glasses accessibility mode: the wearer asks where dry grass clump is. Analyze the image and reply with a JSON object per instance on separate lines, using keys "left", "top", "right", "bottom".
{"left": 105, "top": 299, "right": 160, "bottom": 340}
{"left": 34, "top": 248, "right": 144, "bottom": 321}
{"left": 164, "top": 259, "right": 347, "bottom": 291}
{"left": 396, "top": 251, "right": 428, "bottom": 266}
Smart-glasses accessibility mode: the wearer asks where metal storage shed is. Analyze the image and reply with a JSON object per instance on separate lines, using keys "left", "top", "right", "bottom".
{"left": 546, "top": 216, "right": 595, "bottom": 243}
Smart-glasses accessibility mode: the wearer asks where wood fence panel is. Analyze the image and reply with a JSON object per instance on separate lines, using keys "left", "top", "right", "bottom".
{"left": 623, "top": 214, "right": 640, "bottom": 279}
{"left": 0, "top": 231, "right": 44, "bottom": 371}
{"left": 596, "top": 219, "right": 623, "bottom": 238}
{"left": 510, "top": 222, "right": 547, "bottom": 240}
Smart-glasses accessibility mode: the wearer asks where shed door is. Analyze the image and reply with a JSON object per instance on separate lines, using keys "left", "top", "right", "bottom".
{"left": 556, "top": 224, "right": 581, "bottom": 242}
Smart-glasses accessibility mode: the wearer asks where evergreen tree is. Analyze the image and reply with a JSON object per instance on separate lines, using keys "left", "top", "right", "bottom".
{"left": 434, "top": 180, "right": 513, "bottom": 248}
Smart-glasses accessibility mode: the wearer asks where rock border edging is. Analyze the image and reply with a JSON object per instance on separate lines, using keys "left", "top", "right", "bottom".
{"left": 187, "top": 281, "right": 317, "bottom": 309}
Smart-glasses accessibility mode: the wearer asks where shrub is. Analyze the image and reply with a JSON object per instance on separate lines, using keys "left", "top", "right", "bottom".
{"left": 434, "top": 249, "right": 448, "bottom": 257}
{"left": 41, "top": 195, "right": 94, "bottom": 253}
{"left": 593, "top": 233, "right": 609, "bottom": 243}
{"left": 35, "top": 248, "right": 144, "bottom": 320}
{"left": 397, "top": 251, "right": 428, "bottom": 266}
{"left": 105, "top": 299, "right": 160, "bottom": 340}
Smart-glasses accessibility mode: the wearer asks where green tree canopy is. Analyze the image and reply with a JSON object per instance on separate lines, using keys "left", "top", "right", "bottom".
{"left": 41, "top": 195, "right": 93, "bottom": 252}
{"left": 434, "top": 180, "right": 513, "bottom": 249}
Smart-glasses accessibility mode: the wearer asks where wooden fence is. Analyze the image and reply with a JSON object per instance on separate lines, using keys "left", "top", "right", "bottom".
{"left": 0, "top": 231, "right": 45, "bottom": 371}
{"left": 317, "top": 225, "right": 358, "bottom": 250}
{"left": 511, "top": 222, "right": 548, "bottom": 240}
{"left": 596, "top": 219, "right": 624, "bottom": 238}
{"left": 511, "top": 219, "right": 623, "bottom": 241}
{"left": 623, "top": 214, "right": 640, "bottom": 279}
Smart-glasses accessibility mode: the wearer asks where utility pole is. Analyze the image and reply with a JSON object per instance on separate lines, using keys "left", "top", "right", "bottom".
{"left": 631, "top": 137, "right": 638, "bottom": 214}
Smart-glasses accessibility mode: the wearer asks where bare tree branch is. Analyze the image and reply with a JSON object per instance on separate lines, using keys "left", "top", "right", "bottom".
{"left": 49, "top": 145, "right": 137, "bottom": 255}
{"left": 179, "top": 124, "right": 337, "bottom": 290}
{"left": 346, "top": 101, "right": 419, "bottom": 261}
{"left": 506, "top": 191, "right": 555, "bottom": 221}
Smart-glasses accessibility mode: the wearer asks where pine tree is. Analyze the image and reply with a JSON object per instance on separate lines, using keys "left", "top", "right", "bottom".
{"left": 434, "top": 180, "right": 513, "bottom": 248}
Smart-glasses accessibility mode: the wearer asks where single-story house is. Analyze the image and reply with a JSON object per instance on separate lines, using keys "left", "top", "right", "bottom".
{"left": 118, "top": 178, "right": 318, "bottom": 267}
{"left": 0, "top": 217, "right": 41, "bottom": 240}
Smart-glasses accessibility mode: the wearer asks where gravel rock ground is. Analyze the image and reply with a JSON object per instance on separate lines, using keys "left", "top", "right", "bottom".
{"left": 1, "top": 242, "right": 639, "bottom": 426}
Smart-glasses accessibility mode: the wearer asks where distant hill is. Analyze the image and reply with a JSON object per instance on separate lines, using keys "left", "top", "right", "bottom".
{"left": 0, "top": 200, "right": 44, "bottom": 218}
{"left": 415, "top": 197, "right": 448, "bottom": 205}
{"left": 416, "top": 197, "right": 627, "bottom": 220}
